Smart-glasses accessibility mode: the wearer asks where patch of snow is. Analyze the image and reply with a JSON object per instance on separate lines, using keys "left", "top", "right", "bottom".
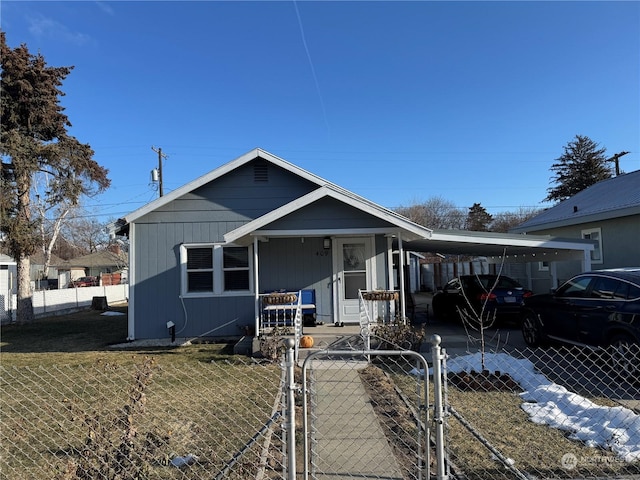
{"left": 100, "top": 311, "right": 125, "bottom": 316}
{"left": 411, "top": 352, "right": 640, "bottom": 462}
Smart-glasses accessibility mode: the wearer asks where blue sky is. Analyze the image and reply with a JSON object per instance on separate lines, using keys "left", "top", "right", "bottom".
{"left": 2, "top": 1, "right": 639, "bottom": 223}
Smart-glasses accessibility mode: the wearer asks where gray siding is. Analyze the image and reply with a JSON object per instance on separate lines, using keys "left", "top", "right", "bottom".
{"left": 136, "top": 160, "right": 318, "bottom": 226}
{"left": 258, "top": 237, "right": 334, "bottom": 324}
{"left": 526, "top": 214, "right": 640, "bottom": 284}
{"left": 131, "top": 161, "right": 318, "bottom": 340}
{"left": 268, "top": 197, "right": 395, "bottom": 230}
{"left": 130, "top": 158, "right": 398, "bottom": 339}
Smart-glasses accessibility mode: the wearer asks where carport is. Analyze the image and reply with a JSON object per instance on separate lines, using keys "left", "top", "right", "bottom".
{"left": 397, "top": 228, "right": 595, "bottom": 294}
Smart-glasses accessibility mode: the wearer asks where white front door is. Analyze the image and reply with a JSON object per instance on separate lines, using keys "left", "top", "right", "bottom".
{"left": 335, "top": 238, "right": 373, "bottom": 324}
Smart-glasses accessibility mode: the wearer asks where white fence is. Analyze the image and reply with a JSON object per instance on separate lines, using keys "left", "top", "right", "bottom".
{"left": 1, "top": 284, "right": 129, "bottom": 323}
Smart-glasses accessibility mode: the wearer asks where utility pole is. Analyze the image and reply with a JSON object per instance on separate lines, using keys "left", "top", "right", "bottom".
{"left": 606, "top": 151, "right": 629, "bottom": 176}
{"left": 151, "top": 146, "right": 168, "bottom": 197}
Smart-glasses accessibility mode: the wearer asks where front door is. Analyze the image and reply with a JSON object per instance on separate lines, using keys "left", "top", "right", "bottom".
{"left": 335, "top": 238, "right": 373, "bottom": 323}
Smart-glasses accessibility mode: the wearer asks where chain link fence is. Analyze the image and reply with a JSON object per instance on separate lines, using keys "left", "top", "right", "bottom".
{"left": 440, "top": 343, "right": 640, "bottom": 479}
{"left": 1, "top": 335, "right": 639, "bottom": 479}
{"left": 300, "top": 348, "right": 432, "bottom": 480}
{"left": 1, "top": 358, "right": 284, "bottom": 480}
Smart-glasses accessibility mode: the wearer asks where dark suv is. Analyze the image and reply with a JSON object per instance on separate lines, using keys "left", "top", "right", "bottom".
{"left": 521, "top": 268, "right": 640, "bottom": 377}
{"left": 432, "top": 274, "right": 532, "bottom": 322}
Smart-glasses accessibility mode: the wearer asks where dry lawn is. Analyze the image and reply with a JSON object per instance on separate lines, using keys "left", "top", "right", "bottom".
{"left": 1, "top": 305, "right": 283, "bottom": 480}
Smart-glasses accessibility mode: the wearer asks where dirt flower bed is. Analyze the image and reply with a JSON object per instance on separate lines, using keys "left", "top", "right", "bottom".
{"left": 359, "top": 364, "right": 434, "bottom": 479}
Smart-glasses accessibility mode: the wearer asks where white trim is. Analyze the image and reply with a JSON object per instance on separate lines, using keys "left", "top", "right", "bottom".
{"left": 398, "top": 233, "right": 406, "bottom": 320}
{"left": 122, "top": 149, "right": 331, "bottom": 224}
{"left": 581, "top": 227, "right": 603, "bottom": 265}
{"left": 127, "top": 222, "right": 136, "bottom": 341}
{"left": 253, "top": 237, "right": 260, "bottom": 337}
{"left": 179, "top": 243, "right": 254, "bottom": 298}
{"left": 224, "top": 186, "right": 431, "bottom": 245}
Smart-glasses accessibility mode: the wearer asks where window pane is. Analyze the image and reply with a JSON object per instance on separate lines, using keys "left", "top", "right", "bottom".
{"left": 343, "top": 244, "right": 365, "bottom": 271}
{"left": 188, "top": 272, "right": 213, "bottom": 292}
{"left": 591, "top": 277, "right": 621, "bottom": 299}
{"left": 225, "top": 270, "right": 249, "bottom": 291}
{"left": 628, "top": 284, "right": 640, "bottom": 300}
{"left": 187, "top": 248, "right": 212, "bottom": 269}
{"left": 344, "top": 272, "right": 366, "bottom": 299}
{"left": 558, "top": 276, "right": 592, "bottom": 297}
{"left": 224, "top": 247, "right": 248, "bottom": 268}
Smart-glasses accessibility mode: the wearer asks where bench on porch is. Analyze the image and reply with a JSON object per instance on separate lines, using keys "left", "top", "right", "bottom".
{"left": 261, "top": 289, "right": 317, "bottom": 329}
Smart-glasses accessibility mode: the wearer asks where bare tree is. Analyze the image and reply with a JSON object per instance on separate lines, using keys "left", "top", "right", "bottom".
{"left": 457, "top": 249, "right": 508, "bottom": 371}
{"left": 395, "top": 196, "right": 466, "bottom": 229}
{"left": 61, "top": 214, "right": 110, "bottom": 255}
{"left": 491, "top": 207, "right": 542, "bottom": 233}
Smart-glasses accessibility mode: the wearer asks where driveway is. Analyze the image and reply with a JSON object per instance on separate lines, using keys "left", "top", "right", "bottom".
{"left": 415, "top": 292, "right": 639, "bottom": 413}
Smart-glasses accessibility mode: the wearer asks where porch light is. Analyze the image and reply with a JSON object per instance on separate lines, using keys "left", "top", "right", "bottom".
{"left": 323, "top": 237, "right": 331, "bottom": 249}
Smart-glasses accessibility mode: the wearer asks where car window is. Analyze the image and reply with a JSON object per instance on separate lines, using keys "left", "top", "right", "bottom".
{"left": 591, "top": 277, "right": 626, "bottom": 299}
{"left": 557, "top": 276, "right": 593, "bottom": 297}
{"left": 627, "top": 283, "right": 640, "bottom": 300}
{"left": 495, "top": 277, "right": 521, "bottom": 289}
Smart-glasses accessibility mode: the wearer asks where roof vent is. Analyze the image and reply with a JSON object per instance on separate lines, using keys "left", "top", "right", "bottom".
{"left": 254, "top": 162, "right": 268, "bottom": 182}
{"left": 573, "top": 206, "right": 578, "bottom": 213}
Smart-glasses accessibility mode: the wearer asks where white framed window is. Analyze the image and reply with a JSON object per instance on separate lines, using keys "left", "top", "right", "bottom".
{"left": 180, "top": 243, "right": 252, "bottom": 297}
{"left": 581, "top": 227, "right": 603, "bottom": 264}
{"left": 538, "top": 261, "right": 549, "bottom": 272}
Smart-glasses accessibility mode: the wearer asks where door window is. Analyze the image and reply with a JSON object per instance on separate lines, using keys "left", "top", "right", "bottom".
{"left": 342, "top": 243, "right": 366, "bottom": 299}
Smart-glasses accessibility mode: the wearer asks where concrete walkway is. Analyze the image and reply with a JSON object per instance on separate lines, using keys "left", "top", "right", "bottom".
{"left": 306, "top": 359, "right": 405, "bottom": 480}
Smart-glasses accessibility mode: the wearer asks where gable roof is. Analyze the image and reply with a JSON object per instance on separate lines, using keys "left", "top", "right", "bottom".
{"left": 511, "top": 170, "right": 640, "bottom": 233}
{"left": 120, "top": 148, "right": 337, "bottom": 226}
{"left": 224, "top": 185, "right": 432, "bottom": 245}
{"left": 119, "top": 147, "right": 433, "bottom": 242}
{"left": 59, "top": 249, "right": 128, "bottom": 269}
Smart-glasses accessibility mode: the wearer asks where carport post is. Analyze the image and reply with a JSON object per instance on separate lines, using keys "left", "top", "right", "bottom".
{"left": 398, "top": 233, "right": 406, "bottom": 322}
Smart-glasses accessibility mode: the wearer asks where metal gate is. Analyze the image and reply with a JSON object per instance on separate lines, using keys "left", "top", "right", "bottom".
{"left": 281, "top": 339, "right": 447, "bottom": 480}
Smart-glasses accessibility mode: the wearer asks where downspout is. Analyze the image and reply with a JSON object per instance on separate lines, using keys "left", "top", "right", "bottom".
{"left": 398, "top": 232, "right": 406, "bottom": 321}
{"left": 254, "top": 236, "right": 260, "bottom": 337}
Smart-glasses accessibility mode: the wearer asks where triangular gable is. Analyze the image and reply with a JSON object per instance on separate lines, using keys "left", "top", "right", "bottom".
{"left": 224, "top": 185, "right": 432, "bottom": 245}
{"left": 121, "top": 148, "right": 336, "bottom": 225}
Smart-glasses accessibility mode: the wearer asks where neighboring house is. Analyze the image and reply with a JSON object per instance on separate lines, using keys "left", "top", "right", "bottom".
{"left": 58, "top": 247, "right": 129, "bottom": 288}
{"left": 29, "top": 251, "right": 64, "bottom": 289}
{"left": 117, "top": 148, "right": 595, "bottom": 341}
{"left": 511, "top": 169, "right": 640, "bottom": 289}
{"left": 1, "top": 253, "right": 17, "bottom": 322}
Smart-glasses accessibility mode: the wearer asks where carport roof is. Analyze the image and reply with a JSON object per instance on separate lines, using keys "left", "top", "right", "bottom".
{"left": 401, "top": 229, "right": 595, "bottom": 264}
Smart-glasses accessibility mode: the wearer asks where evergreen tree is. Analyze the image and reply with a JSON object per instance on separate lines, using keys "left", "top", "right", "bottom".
{"left": 466, "top": 203, "right": 492, "bottom": 231}
{"left": 0, "top": 32, "right": 110, "bottom": 323}
{"left": 545, "top": 135, "right": 612, "bottom": 203}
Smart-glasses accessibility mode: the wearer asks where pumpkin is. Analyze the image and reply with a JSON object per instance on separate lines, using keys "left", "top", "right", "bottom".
{"left": 300, "top": 335, "right": 314, "bottom": 348}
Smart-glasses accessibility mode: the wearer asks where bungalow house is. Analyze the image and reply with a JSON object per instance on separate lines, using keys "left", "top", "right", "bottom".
{"left": 510, "top": 169, "right": 640, "bottom": 290}
{"left": 57, "top": 247, "right": 129, "bottom": 288}
{"left": 29, "top": 251, "right": 64, "bottom": 289}
{"left": 1, "top": 253, "right": 17, "bottom": 322}
{"left": 117, "top": 148, "right": 595, "bottom": 341}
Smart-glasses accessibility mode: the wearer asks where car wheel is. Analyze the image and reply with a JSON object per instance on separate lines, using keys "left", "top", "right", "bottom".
{"left": 521, "top": 311, "right": 544, "bottom": 347}
{"left": 608, "top": 334, "right": 639, "bottom": 381}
